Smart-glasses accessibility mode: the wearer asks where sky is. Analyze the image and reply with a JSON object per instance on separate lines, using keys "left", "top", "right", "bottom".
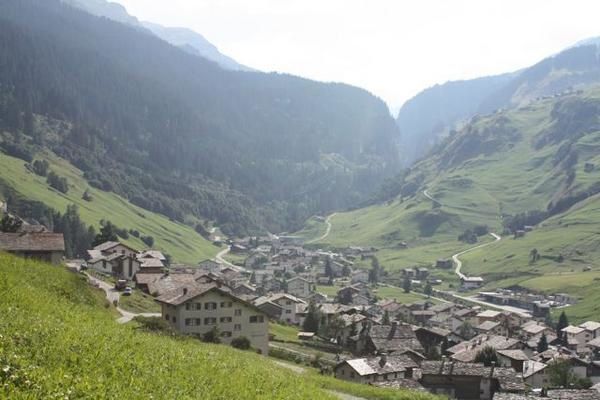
{"left": 118, "top": 0, "right": 600, "bottom": 113}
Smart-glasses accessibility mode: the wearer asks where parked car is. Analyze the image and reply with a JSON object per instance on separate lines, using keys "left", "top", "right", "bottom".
{"left": 79, "top": 262, "right": 88, "bottom": 271}
{"left": 123, "top": 287, "right": 133, "bottom": 296}
{"left": 115, "top": 280, "right": 128, "bottom": 290}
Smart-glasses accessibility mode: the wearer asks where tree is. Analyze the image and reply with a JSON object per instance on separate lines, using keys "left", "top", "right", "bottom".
{"left": 32, "top": 160, "right": 49, "bottom": 177}
{"left": 537, "top": 333, "right": 548, "bottom": 353}
{"left": 324, "top": 257, "right": 333, "bottom": 279}
{"left": 302, "top": 301, "right": 321, "bottom": 333}
{"left": 249, "top": 272, "right": 256, "bottom": 285}
{"left": 403, "top": 276, "right": 412, "bottom": 293}
{"left": 202, "top": 326, "right": 221, "bottom": 344}
{"left": 369, "top": 256, "right": 381, "bottom": 284}
{"left": 547, "top": 358, "right": 592, "bottom": 389}
{"left": 382, "top": 310, "right": 391, "bottom": 325}
{"left": 231, "top": 336, "right": 251, "bottom": 350}
{"left": 338, "top": 288, "right": 353, "bottom": 305}
{"left": 82, "top": 189, "right": 93, "bottom": 202}
{"left": 529, "top": 248, "right": 540, "bottom": 264}
{"left": 141, "top": 235, "right": 154, "bottom": 247}
{"left": 459, "top": 321, "right": 474, "bottom": 339}
{"left": 424, "top": 282, "right": 433, "bottom": 297}
{"left": 474, "top": 346, "right": 498, "bottom": 367}
{"left": 556, "top": 311, "right": 569, "bottom": 340}
{"left": 341, "top": 265, "right": 351, "bottom": 277}
{"left": 93, "top": 220, "right": 118, "bottom": 247}
{"left": 0, "top": 215, "right": 22, "bottom": 233}
{"left": 46, "top": 171, "right": 69, "bottom": 194}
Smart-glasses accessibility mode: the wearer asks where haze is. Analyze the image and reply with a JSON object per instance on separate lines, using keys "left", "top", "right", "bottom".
{"left": 115, "top": 0, "right": 600, "bottom": 112}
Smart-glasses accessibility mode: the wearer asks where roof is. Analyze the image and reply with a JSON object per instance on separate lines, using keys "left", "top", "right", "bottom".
{"left": 140, "top": 258, "right": 164, "bottom": 268}
{"left": 587, "top": 337, "right": 600, "bottom": 348}
{"left": 268, "top": 293, "right": 306, "bottom": 304}
{"left": 0, "top": 232, "right": 65, "bottom": 252}
{"left": 368, "top": 324, "right": 424, "bottom": 353}
{"left": 580, "top": 321, "right": 600, "bottom": 331}
{"left": 135, "top": 273, "right": 162, "bottom": 285}
{"left": 139, "top": 250, "right": 166, "bottom": 261}
{"left": 429, "top": 303, "right": 455, "bottom": 313}
{"left": 477, "top": 321, "right": 501, "bottom": 331}
{"left": 421, "top": 361, "right": 525, "bottom": 392}
{"left": 497, "top": 349, "right": 529, "bottom": 361}
{"left": 522, "top": 360, "right": 547, "bottom": 378}
{"left": 521, "top": 323, "right": 549, "bottom": 335}
{"left": 562, "top": 325, "right": 585, "bottom": 334}
{"left": 372, "top": 379, "right": 426, "bottom": 391}
{"left": 462, "top": 276, "right": 484, "bottom": 282}
{"left": 93, "top": 241, "right": 120, "bottom": 252}
{"left": 416, "top": 326, "right": 451, "bottom": 338}
{"left": 477, "top": 310, "right": 502, "bottom": 319}
{"left": 447, "top": 334, "right": 520, "bottom": 363}
{"left": 340, "top": 355, "right": 418, "bottom": 376}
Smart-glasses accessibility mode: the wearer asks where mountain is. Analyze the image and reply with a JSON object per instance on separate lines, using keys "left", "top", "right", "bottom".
{"left": 397, "top": 38, "right": 600, "bottom": 165}
{"left": 63, "top": 0, "right": 251, "bottom": 71}
{"left": 306, "top": 85, "right": 600, "bottom": 321}
{"left": 0, "top": 0, "right": 400, "bottom": 238}
{"left": 141, "top": 22, "right": 253, "bottom": 71}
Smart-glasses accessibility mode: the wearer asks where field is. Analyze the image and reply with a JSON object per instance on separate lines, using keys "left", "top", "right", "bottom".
{"left": 118, "top": 289, "right": 161, "bottom": 314}
{"left": 0, "top": 253, "right": 439, "bottom": 400}
{"left": 0, "top": 150, "right": 218, "bottom": 264}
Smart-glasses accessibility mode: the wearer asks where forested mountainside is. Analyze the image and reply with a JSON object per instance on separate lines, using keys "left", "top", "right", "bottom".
{"left": 308, "top": 86, "right": 600, "bottom": 320}
{"left": 63, "top": 0, "right": 251, "bottom": 71}
{"left": 0, "top": 0, "right": 400, "bottom": 236}
{"left": 397, "top": 39, "right": 600, "bottom": 165}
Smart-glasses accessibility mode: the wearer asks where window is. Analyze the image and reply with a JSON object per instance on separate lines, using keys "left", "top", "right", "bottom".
{"left": 220, "top": 317, "right": 233, "bottom": 323}
{"left": 234, "top": 309, "right": 242, "bottom": 316}
{"left": 205, "top": 302, "right": 217, "bottom": 310}
{"left": 165, "top": 314, "right": 169, "bottom": 321}
{"left": 234, "top": 324, "right": 242, "bottom": 331}
{"left": 185, "top": 318, "right": 200, "bottom": 326}
{"left": 185, "top": 303, "right": 191, "bottom": 311}
{"left": 195, "top": 303, "right": 202, "bottom": 310}
{"left": 221, "top": 331, "right": 232, "bottom": 338}
{"left": 204, "top": 317, "right": 217, "bottom": 325}
{"left": 350, "top": 372, "right": 355, "bottom": 378}
{"left": 220, "top": 301, "right": 233, "bottom": 308}
{"left": 250, "top": 315, "right": 265, "bottom": 323}
{"left": 285, "top": 310, "right": 291, "bottom": 314}
{"left": 286, "top": 300, "right": 292, "bottom": 305}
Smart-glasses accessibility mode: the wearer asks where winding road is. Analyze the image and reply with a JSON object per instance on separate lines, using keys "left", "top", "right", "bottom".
{"left": 306, "top": 213, "right": 337, "bottom": 244}
{"left": 453, "top": 232, "right": 502, "bottom": 279}
{"left": 85, "top": 272, "right": 161, "bottom": 324}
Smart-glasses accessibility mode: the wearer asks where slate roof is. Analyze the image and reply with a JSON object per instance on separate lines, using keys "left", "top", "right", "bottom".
{"left": 420, "top": 361, "right": 525, "bottom": 392}
{"left": 447, "top": 334, "right": 520, "bottom": 362}
{"left": 134, "top": 273, "right": 162, "bottom": 286}
{"left": 0, "top": 232, "right": 65, "bottom": 252}
{"left": 522, "top": 360, "right": 547, "bottom": 378}
{"left": 372, "top": 379, "right": 426, "bottom": 391}
{"left": 93, "top": 241, "right": 120, "bottom": 252}
{"left": 478, "top": 321, "right": 501, "bottom": 331}
{"left": 580, "top": 321, "right": 600, "bottom": 332}
{"left": 587, "top": 337, "right": 600, "bottom": 348}
{"left": 497, "top": 349, "right": 529, "bottom": 361}
{"left": 340, "top": 355, "right": 418, "bottom": 377}
{"left": 562, "top": 325, "right": 585, "bottom": 334}
{"left": 369, "top": 324, "right": 424, "bottom": 353}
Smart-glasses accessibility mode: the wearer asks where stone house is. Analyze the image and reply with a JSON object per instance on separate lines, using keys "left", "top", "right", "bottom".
{"left": 286, "top": 276, "right": 314, "bottom": 298}
{"left": 334, "top": 354, "right": 418, "bottom": 384}
{"left": 0, "top": 232, "right": 65, "bottom": 264}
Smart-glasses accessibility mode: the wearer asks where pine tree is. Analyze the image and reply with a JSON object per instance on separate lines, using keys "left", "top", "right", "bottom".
{"left": 303, "top": 301, "right": 320, "bottom": 333}
{"left": 556, "top": 311, "right": 569, "bottom": 339}
{"left": 537, "top": 333, "right": 549, "bottom": 353}
{"left": 382, "top": 310, "right": 391, "bottom": 325}
{"left": 403, "top": 276, "right": 412, "bottom": 293}
{"left": 424, "top": 282, "right": 433, "bottom": 296}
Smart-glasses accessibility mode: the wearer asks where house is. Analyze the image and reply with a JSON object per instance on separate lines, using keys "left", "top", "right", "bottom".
{"left": 461, "top": 276, "right": 484, "bottom": 290}
{"left": 419, "top": 360, "right": 525, "bottom": 400}
{"left": 520, "top": 321, "right": 553, "bottom": 341}
{"left": 476, "top": 310, "right": 503, "bottom": 325}
{"left": 0, "top": 232, "right": 65, "bottom": 264}
{"left": 334, "top": 354, "right": 418, "bottom": 384}
{"left": 88, "top": 252, "right": 141, "bottom": 280}
{"left": 233, "top": 283, "right": 257, "bottom": 297}
{"left": 562, "top": 325, "right": 587, "bottom": 351}
{"left": 88, "top": 241, "right": 138, "bottom": 259}
{"left": 355, "top": 321, "right": 424, "bottom": 355}
{"left": 415, "top": 327, "right": 452, "bottom": 354}
{"left": 497, "top": 350, "right": 529, "bottom": 373}
{"left": 198, "top": 259, "right": 223, "bottom": 273}
{"left": 476, "top": 321, "right": 506, "bottom": 337}
{"left": 307, "top": 292, "right": 328, "bottom": 304}
{"left": 351, "top": 270, "right": 369, "bottom": 284}
{"left": 580, "top": 321, "right": 600, "bottom": 342}
{"left": 436, "top": 259, "right": 453, "bottom": 269}
{"left": 261, "top": 293, "right": 306, "bottom": 324}
{"left": 522, "top": 360, "right": 549, "bottom": 388}
{"left": 416, "top": 268, "right": 430, "bottom": 280}
{"left": 155, "top": 282, "right": 269, "bottom": 354}
{"left": 287, "top": 276, "right": 314, "bottom": 298}
{"left": 447, "top": 335, "right": 521, "bottom": 363}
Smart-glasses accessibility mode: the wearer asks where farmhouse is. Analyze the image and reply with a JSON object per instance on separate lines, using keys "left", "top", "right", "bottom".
{"left": 461, "top": 276, "right": 484, "bottom": 290}
{"left": 334, "top": 354, "right": 418, "bottom": 384}
{"left": 0, "top": 232, "right": 65, "bottom": 264}
{"left": 156, "top": 283, "right": 269, "bottom": 354}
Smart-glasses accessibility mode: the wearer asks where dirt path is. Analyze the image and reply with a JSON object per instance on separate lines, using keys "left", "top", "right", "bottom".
{"left": 452, "top": 232, "right": 501, "bottom": 279}
{"left": 306, "top": 212, "right": 337, "bottom": 244}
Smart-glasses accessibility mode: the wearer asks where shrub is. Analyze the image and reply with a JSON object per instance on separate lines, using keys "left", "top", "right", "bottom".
{"left": 134, "top": 316, "right": 173, "bottom": 333}
{"left": 32, "top": 159, "right": 50, "bottom": 176}
{"left": 231, "top": 336, "right": 251, "bottom": 350}
{"left": 201, "top": 326, "right": 221, "bottom": 344}
{"left": 47, "top": 171, "right": 69, "bottom": 193}
{"left": 141, "top": 235, "right": 155, "bottom": 247}
{"left": 0, "top": 141, "right": 33, "bottom": 162}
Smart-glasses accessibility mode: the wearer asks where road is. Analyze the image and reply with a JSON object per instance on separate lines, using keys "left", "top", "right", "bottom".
{"left": 85, "top": 272, "right": 161, "bottom": 324}
{"left": 423, "top": 189, "right": 442, "bottom": 207}
{"left": 452, "top": 232, "right": 502, "bottom": 279}
{"left": 306, "top": 213, "right": 337, "bottom": 244}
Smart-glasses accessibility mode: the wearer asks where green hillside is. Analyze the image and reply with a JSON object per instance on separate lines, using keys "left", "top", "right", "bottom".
{"left": 304, "top": 86, "right": 600, "bottom": 320}
{"left": 0, "top": 149, "right": 218, "bottom": 264}
{"left": 0, "top": 253, "right": 438, "bottom": 400}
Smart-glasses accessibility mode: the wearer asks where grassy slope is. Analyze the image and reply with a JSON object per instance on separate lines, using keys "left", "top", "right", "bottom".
{"left": 302, "top": 87, "right": 600, "bottom": 321}
{"left": 0, "top": 150, "right": 217, "bottom": 264}
{"left": 0, "top": 254, "right": 438, "bottom": 400}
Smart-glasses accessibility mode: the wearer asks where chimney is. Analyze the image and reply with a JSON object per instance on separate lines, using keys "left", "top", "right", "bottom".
{"left": 489, "top": 361, "right": 496, "bottom": 378}
{"left": 183, "top": 287, "right": 188, "bottom": 295}
{"left": 379, "top": 353, "right": 388, "bottom": 368}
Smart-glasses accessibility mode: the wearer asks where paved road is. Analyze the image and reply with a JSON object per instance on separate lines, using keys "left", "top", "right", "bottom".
{"left": 306, "top": 213, "right": 337, "bottom": 244}
{"left": 85, "top": 273, "right": 161, "bottom": 324}
{"left": 453, "top": 232, "right": 502, "bottom": 279}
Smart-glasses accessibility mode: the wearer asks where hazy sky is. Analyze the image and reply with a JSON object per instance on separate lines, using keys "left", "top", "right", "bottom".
{"left": 118, "top": 0, "right": 600, "bottom": 113}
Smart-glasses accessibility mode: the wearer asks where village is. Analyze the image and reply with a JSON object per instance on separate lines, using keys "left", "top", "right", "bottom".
{"left": 1, "top": 223, "right": 600, "bottom": 400}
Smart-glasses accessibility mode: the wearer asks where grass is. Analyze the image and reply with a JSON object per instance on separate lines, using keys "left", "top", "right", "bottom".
{"left": 372, "top": 286, "right": 435, "bottom": 304}
{"left": 294, "top": 216, "right": 328, "bottom": 242}
{"left": 270, "top": 323, "right": 301, "bottom": 343}
{"left": 0, "top": 253, "right": 439, "bottom": 400}
{"left": 223, "top": 252, "right": 248, "bottom": 266}
{"left": 118, "top": 289, "right": 161, "bottom": 314}
{"left": 0, "top": 150, "right": 218, "bottom": 263}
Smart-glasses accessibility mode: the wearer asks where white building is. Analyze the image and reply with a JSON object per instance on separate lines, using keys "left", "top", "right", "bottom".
{"left": 287, "top": 276, "right": 314, "bottom": 298}
{"left": 156, "top": 283, "right": 269, "bottom": 354}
